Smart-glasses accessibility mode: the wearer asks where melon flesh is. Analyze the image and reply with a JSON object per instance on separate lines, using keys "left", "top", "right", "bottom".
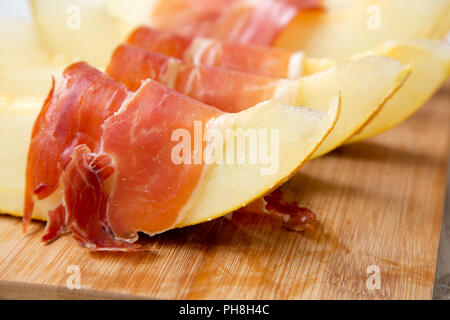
{"left": 0, "top": 19, "right": 64, "bottom": 96}
{"left": 275, "top": 0, "right": 450, "bottom": 58}
{"left": 30, "top": 0, "right": 125, "bottom": 67}
{"left": 294, "top": 56, "right": 410, "bottom": 157}
{"left": 0, "top": 96, "right": 41, "bottom": 216}
{"left": 348, "top": 39, "right": 450, "bottom": 142}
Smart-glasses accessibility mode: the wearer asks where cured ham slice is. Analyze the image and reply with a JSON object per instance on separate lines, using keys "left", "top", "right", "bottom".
{"left": 128, "top": 27, "right": 305, "bottom": 79}
{"left": 236, "top": 188, "right": 317, "bottom": 231}
{"left": 24, "top": 63, "right": 129, "bottom": 230}
{"left": 25, "top": 62, "right": 225, "bottom": 249}
{"left": 151, "top": 0, "right": 321, "bottom": 45}
{"left": 61, "top": 146, "right": 142, "bottom": 250}
{"left": 107, "top": 44, "right": 286, "bottom": 113}
{"left": 96, "top": 79, "right": 223, "bottom": 239}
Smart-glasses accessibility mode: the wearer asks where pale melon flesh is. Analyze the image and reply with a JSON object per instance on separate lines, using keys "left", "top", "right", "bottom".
{"left": 302, "top": 39, "right": 450, "bottom": 142}
{"left": 0, "top": 19, "right": 65, "bottom": 96}
{"left": 294, "top": 56, "right": 410, "bottom": 157}
{"left": 349, "top": 40, "right": 450, "bottom": 142}
{"left": 30, "top": 0, "right": 125, "bottom": 68}
{"left": 275, "top": 0, "right": 450, "bottom": 58}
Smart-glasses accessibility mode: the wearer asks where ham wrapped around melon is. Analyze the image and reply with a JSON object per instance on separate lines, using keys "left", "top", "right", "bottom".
{"left": 23, "top": 61, "right": 340, "bottom": 250}
{"left": 25, "top": 62, "right": 226, "bottom": 250}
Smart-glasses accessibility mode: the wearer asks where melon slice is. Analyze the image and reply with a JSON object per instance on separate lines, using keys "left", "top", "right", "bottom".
{"left": 349, "top": 39, "right": 450, "bottom": 142}
{"left": 180, "top": 96, "right": 340, "bottom": 227}
{"left": 291, "top": 56, "right": 409, "bottom": 157}
{"left": 302, "top": 39, "right": 450, "bottom": 143}
{"left": 275, "top": 0, "right": 450, "bottom": 57}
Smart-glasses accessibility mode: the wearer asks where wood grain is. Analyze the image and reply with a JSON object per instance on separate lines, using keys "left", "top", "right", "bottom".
{"left": 0, "top": 82, "right": 449, "bottom": 300}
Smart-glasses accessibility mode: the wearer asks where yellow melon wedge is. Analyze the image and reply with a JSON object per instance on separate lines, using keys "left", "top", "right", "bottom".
{"left": 348, "top": 40, "right": 450, "bottom": 142}
{"left": 302, "top": 39, "right": 450, "bottom": 143}
{"left": 293, "top": 56, "right": 410, "bottom": 157}
{"left": 179, "top": 96, "right": 340, "bottom": 227}
{"left": 0, "top": 94, "right": 340, "bottom": 227}
{"left": 275, "top": 0, "right": 450, "bottom": 58}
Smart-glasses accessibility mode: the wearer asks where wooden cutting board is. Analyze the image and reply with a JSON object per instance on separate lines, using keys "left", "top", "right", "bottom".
{"left": 0, "top": 82, "right": 449, "bottom": 300}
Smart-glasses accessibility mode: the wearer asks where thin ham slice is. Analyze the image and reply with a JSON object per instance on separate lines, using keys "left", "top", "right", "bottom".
{"left": 62, "top": 146, "right": 142, "bottom": 250}
{"left": 98, "top": 79, "right": 223, "bottom": 239}
{"left": 25, "top": 62, "right": 224, "bottom": 250}
{"left": 151, "top": 0, "right": 321, "bottom": 45}
{"left": 24, "top": 63, "right": 129, "bottom": 231}
{"left": 107, "top": 44, "right": 285, "bottom": 113}
{"left": 236, "top": 188, "right": 317, "bottom": 232}
{"left": 128, "top": 26, "right": 304, "bottom": 79}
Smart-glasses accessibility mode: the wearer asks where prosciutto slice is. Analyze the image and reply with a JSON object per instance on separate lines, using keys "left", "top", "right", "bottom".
{"left": 151, "top": 0, "right": 321, "bottom": 45}
{"left": 97, "top": 78, "right": 222, "bottom": 239}
{"left": 25, "top": 62, "right": 224, "bottom": 250}
{"left": 128, "top": 27, "right": 305, "bottom": 79}
{"left": 24, "top": 63, "right": 129, "bottom": 231}
{"left": 107, "top": 44, "right": 286, "bottom": 113}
